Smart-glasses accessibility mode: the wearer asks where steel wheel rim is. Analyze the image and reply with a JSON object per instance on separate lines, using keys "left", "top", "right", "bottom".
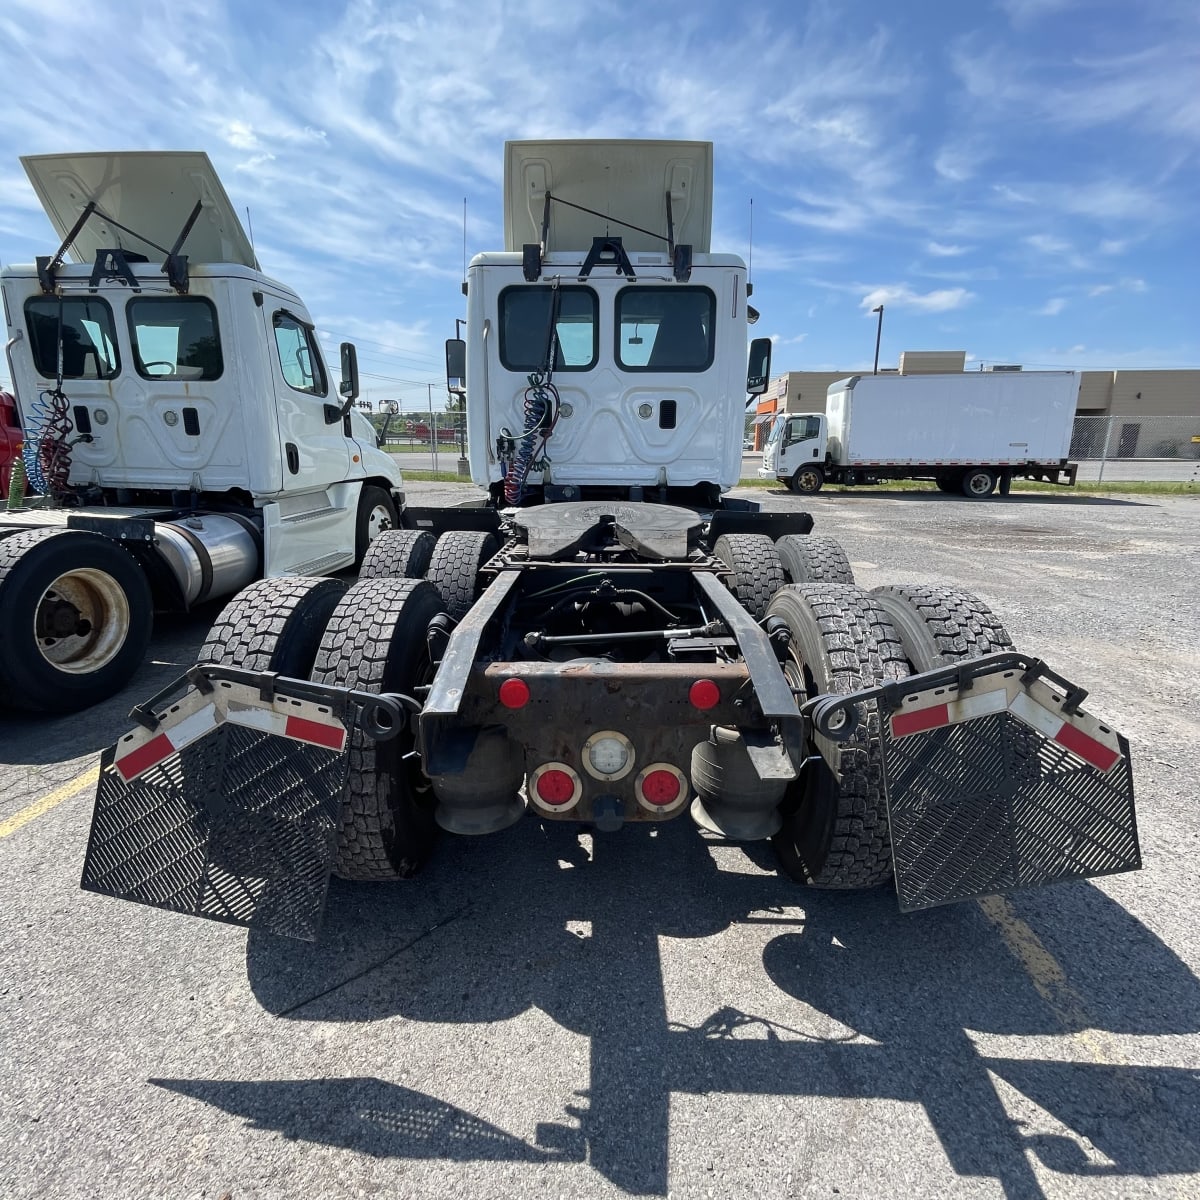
{"left": 798, "top": 469, "right": 820, "bottom": 491}
{"left": 967, "top": 473, "right": 990, "bottom": 495}
{"left": 34, "top": 567, "right": 131, "bottom": 674}
{"left": 366, "top": 504, "right": 393, "bottom": 541}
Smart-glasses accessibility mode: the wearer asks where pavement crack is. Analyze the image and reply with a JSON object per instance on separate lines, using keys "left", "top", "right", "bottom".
{"left": 274, "top": 903, "right": 472, "bottom": 1018}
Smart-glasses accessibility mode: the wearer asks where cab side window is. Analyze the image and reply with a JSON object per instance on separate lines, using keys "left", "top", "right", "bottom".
{"left": 273, "top": 312, "right": 327, "bottom": 395}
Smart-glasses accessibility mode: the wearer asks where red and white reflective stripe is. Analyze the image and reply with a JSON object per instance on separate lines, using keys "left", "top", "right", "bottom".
{"left": 1007, "top": 691, "right": 1120, "bottom": 772}
{"left": 890, "top": 686, "right": 1007, "bottom": 737}
{"left": 114, "top": 702, "right": 219, "bottom": 782}
{"left": 225, "top": 705, "right": 347, "bottom": 751}
{"left": 114, "top": 693, "right": 348, "bottom": 784}
{"left": 890, "top": 675, "right": 1121, "bottom": 773}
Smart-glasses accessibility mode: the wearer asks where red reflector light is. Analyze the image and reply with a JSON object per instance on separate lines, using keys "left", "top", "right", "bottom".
{"left": 689, "top": 679, "right": 720, "bottom": 710}
{"left": 535, "top": 768, "right": 576, "bottom": 805}
{"left": 641, "top": 769, "right": 682, "bottom": 806}
{"left": 499, "top": 678, "right": 531, "bottom": 708}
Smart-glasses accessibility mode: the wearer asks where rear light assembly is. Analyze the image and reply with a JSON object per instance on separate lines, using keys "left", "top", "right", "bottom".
{"left": 581, "top": 729, "right": 635, "bottom": 781}
{"left": 634, "top": 762, "right": 690, "bottom": 815}
{"left": 529, "top": 762, "right": 582, "bottom": 814}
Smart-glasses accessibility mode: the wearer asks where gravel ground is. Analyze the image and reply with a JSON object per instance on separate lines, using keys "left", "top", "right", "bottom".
{"left": 1, "top": 482, "right": 1197, "bottom": 1200}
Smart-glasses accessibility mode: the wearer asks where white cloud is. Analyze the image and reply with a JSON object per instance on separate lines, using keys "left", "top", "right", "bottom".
{"left": 927, "top": 241, "right": 968, "bottom": 257}
{"left": 1037, "top": 298, "right": 1067, "bottom": 316}
{"left": 860, "top": 285, "right": 974, "bottom": 313}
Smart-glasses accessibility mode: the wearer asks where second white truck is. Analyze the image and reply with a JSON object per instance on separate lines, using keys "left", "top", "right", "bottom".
{"left": 761, "top": 371, "right": 1081, "bottom": 496}
{"left": 1, "top": 151, "right": 405, "bottom": 712}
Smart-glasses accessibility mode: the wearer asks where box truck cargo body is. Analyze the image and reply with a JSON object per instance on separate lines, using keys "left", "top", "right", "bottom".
{"left": 761, "top": 371, "right": 1081, "bottom": 496}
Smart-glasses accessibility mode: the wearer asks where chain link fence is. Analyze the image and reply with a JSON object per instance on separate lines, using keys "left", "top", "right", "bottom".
{"left": 1071, "top": 415, "right": 1200, "bottom": 481}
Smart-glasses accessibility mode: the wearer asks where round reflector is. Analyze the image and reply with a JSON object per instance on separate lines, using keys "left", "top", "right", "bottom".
{"left": 535, "top": 768, "right": 576, "bottom": 805}
{"left": 689, "top": 679, "right": 721, "bottom": 710}
{"left": 499, "top": 678, "right": 530, "bottom": 708}
{"left": 641, "top": 769, "right": 682, "bottom": 806}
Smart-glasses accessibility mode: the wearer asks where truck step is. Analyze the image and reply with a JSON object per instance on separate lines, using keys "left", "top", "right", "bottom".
{"left": 279, "top": 505, "right": 347, "bottom": 524}
{"left": 285, "top": 549, "right": 353, "bottom": 576}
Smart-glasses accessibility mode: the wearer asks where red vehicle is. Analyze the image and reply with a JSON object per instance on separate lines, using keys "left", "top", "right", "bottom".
{"left": 0, "top": 390, "right": 20, "bottom": 499}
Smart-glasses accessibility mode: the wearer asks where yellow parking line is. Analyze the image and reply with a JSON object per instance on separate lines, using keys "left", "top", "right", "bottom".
{"left": 978, "top": 893, "right": 1129, "bottom": 1066}
{"left": 0, "top": 764, "right": 100, "bottom": 839}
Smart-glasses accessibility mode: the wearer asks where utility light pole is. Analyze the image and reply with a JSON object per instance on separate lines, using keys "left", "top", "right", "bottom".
{"left": 872, "top": 305, "right": 884, "bottom": 375}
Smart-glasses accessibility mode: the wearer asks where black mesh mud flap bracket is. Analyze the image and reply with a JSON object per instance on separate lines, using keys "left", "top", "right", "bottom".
{"left": 807, "top": 654, "right": 1140, "bottom": 911}
{"left": 81, "top": 669, "right": 401, "bottom": 941}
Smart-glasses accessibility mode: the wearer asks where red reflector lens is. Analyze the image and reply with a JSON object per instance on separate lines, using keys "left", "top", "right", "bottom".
{"left": 499, "top": 678, "right": 531, "bottom": 708}
{"left": 689, "top": 679, "right": 720, "bottom": 710}
{"left": 535, "top": 768, "right": 576, "bottom": 805}
{"left": 641, "top": 769, "right": 682, "bottom": 806}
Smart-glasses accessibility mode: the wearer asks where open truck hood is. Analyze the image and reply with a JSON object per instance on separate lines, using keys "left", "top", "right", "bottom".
{"left": 504, "top": 139, "right": 713, "bottom": 254}
{"left": 21, "top": 150, "right": 257, "bottom": 268}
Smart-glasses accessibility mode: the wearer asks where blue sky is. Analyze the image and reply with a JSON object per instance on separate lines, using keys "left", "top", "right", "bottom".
{"left": 1, "top": 0, "right": 1197, "bottom": 409}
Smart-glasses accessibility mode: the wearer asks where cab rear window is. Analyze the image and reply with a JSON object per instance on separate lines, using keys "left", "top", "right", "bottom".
{"left": 128, "top": 297, "right": 224, "bottom": 381}
{"left": 24, "top": 297, "right": 120, "bottom": 379}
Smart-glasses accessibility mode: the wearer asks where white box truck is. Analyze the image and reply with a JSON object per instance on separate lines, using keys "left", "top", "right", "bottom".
{"left": 760, "top": 371, "right": 1081, "bottom": 496}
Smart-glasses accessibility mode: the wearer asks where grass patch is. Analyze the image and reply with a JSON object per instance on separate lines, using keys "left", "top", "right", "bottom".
{"left": 402, "top": 469, "right": 477, "bottom": 483}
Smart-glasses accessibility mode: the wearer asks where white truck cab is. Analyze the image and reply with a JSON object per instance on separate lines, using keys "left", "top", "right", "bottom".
{"left": 0, "top": 151, "right": 405, "bottom": 711}
{"left": 448, "top": 140, "right": 771, "bottom": 508}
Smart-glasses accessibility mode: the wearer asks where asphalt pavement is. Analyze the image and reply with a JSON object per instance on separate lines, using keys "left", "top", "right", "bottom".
{"left": 1, "top": 482, "right": 1198, "bottom": 1199}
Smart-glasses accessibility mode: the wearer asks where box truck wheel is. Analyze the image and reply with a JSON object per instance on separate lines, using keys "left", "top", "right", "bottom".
{"left": 775, "top": 534, "right": 855, "bottom": 585}
{"left": 961, "top": 468, "right": 998, "bottom": 498}
{"left": 934, "top": 474, "right": 959, "bottom": 494}
{"left": 312, "top": 577, "right": 447, "bottom": 880}
{"left": 359, "top": 529, "right": 436, "bottom": 581}
{"left": 0, "top": 528, "right": 152, "bottom": 713}
{"left": 871, "top": 584, "right": 1014, "bottom": 671}
{"left": 767, "top": 584, "right": 910, "bottom": 889}
{"left": 713, "top": 533, "right": 785, "bottom": 621}
{"left": 197, "top": 576, "right": 349, "bottom": 678}
{"left": 354, "top": 485, "right": 399, "bottom": 565}
{"left": 790, "top": 465, "right": 824, "bottom": 495}
{"left": 425, "top": 530, "right": 499, "bottom": 621}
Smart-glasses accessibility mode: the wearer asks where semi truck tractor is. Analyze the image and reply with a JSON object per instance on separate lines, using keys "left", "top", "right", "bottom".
{"left": 761, "top": 371, "right": 1081, "bottom": 496}
{"left": 0, "top": 152, "right": 405, "bottom": 713}
{"left": 79, "top": 141, "right": 1139, "bottom": 939}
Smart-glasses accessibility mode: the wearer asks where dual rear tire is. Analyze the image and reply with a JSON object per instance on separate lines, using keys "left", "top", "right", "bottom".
{"left": 770, "top": 581, "right": 1016, "bottom": 889}
{"left": 201, "top": 573, "right": 448, "bottom": 881}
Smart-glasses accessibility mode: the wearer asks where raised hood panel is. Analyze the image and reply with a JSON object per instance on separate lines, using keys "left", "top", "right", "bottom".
{"left": 21, "top": 150, "right": 257, "bottom": 268}
{"left": 504, "top": 139, "right": 713, "bottom": 254}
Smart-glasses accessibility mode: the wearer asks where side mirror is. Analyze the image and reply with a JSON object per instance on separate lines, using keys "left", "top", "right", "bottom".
{"left": 746, "top": 337, "right": 771, "bottom": 395}
{"left": 339, "top": 342, "right": 360, "bottom": 402}
{"left": 445, "top": 338, "right": 466, "bottom": 395}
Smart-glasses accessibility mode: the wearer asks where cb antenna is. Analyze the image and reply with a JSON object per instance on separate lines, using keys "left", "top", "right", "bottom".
{"left": 245, "top": 206, "right": 258, "bottom": 267}
{"left": 748, "top": 197, "right": 753, "bottom": 286}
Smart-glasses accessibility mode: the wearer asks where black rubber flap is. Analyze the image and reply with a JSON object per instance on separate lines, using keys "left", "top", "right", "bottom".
{"left": 81, "top": 724, "right": 346, "bottom": 940}
{"left": 882, "top": 711, "right": 1139, "bottom": 911}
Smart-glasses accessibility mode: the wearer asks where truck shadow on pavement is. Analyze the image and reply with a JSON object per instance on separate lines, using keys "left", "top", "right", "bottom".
{"left": 155, "top": 818, "right": 1200, "bottom": 1198}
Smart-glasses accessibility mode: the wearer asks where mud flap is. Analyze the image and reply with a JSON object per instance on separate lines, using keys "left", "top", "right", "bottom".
{"left": 873, "top": 658, "right": 1139, "bottom": 911}
{"left": 80, "top": 671, "right": 396, "bottom": 941}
